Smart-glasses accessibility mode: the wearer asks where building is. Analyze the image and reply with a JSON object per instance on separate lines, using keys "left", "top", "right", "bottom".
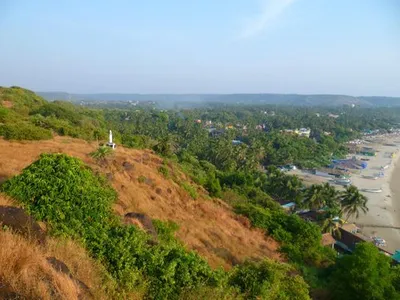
{"left": 321, "top": 233, "right": 336, "bottom": 249}
{"left": 281, "top": 128, "right": 311, "bottom": 138}
{"left": 298, "top": 128, "right": 311, "bottom": 138}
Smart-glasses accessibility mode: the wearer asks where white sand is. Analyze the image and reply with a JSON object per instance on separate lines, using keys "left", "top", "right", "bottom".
{"left": 349, "top": 136, "right": 400, "bottom": 253}
{"left": 291, "top": 135, "right": 400, "bottom": 253}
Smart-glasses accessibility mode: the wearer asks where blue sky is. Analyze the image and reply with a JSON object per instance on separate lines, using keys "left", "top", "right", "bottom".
{"left": 0, "top": 0, "right": 399, "bottom": 95}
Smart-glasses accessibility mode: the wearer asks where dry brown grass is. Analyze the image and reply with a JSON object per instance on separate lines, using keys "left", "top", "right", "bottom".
{"left": 0, "top": 194, "right": 15, "bottom": 206}
{"left": 0, "top": 136, "right": 283, "bottom": 270}
{"left": 0, "top": 230, "right": 80, "bottom": 299}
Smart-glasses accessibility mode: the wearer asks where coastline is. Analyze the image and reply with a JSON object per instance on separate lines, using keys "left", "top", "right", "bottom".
{"left": 351, "top": 137, "right": 400, "bottom": 253}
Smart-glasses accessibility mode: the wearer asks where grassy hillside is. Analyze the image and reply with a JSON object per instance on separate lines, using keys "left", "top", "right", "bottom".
{"left": 0, "top": 86, "right": 107, "bottom": 141}
{"left": 0, "top": 137, "right": 312, "bottom": 299}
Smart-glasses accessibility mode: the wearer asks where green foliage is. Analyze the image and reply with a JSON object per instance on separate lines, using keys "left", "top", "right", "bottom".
{"left": 2, "top": 122, "right": 52, "bottom": 140}
{"left": 329, "top": 243, "right": 399, "bottom": 300}
{"left": 181, "top": 182, "right": 198, "bottom": 199}
{"left": 122, "top": 134, "right": 156, "bottom": 149}
{"left": 138, "top": 175, "right": 147, "bottom": 183}
{"left": 234, "top": 204, "right": 335, "bottom": 267}
{"left": 0, "top": 86, "right": 45, "bottom": 115}
{"left": 158, "top": 165, "right": 170, "bottom": 178}
{"left": 90, "top": 146, "right": 113, "bottom": 161}
{"left": 229, "top": 260, "right": 310, "bottom": 300}
{"left": 341, "top": 185, "right": 369, "bottom": 220}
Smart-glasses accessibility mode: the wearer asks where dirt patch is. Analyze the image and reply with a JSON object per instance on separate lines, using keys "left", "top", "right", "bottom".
{"left": 1, "top": 101, "right": 13, "bottom": 108}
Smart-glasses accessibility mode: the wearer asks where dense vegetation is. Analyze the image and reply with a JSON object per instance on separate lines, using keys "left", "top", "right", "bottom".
{"left": 2, "top": 86, "right": 400, "bottom": 298}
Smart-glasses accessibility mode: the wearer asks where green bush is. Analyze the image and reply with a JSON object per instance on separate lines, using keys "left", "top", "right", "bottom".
{"left": 229, "top": 260, "right": 310, "bottom": 300}
{"left": 158, "top": 165, "right": 170, "bottom": 178}
{"left": 2, "top": 122, "right": 52, "bottom": 140}
{"left": 235, "top": 204, "right": 335, "bottom": 267}
{"left": 90, "top": 146, "right": 113, "bottom": 161}
{"left": 138, "top": 175, "right": 147, "bottom": 183}
{"left": 181, "top": 182, "right": 198, "bottom": 199}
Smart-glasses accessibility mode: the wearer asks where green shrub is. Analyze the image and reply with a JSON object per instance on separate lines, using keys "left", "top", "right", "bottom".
{"left": 138, "top": 175, "right": 147, "bottom": 183}
{"left": 158, "top": 165, "right": 170, "bottom": 178}
{"left": 181, "top": 182, "right": 198, "bottom": 199}
{"left": 235, "top": 204, "right": 335, "bottom": 267}
{"left": 229, "top": 260, "right": 310, "bottom": 300}
{"left": 90, "top": 146, "right": 113, "bottom": 161}
{"left": 2, "top": 122, "right": 52, "bottom": 140}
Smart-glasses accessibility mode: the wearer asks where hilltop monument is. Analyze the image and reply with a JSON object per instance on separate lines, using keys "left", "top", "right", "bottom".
{"left": 106, "top": 130, "right": 116, "bottom": 149}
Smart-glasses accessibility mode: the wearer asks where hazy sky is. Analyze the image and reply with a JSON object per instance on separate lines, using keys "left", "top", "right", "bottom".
{"left": 0, "top": 0, "right": 399, "bottom": 95}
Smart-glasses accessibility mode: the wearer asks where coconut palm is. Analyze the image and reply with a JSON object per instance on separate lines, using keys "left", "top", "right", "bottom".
{"left": 303, "top": 184, "right": 326, "bottom": 211}
{"left": 340, "top": 185, "right": 369, "bottom": 221}
{"left": 322, "top": 217, "right": 344, "bottom": 238}
{"left": 321, "top": 182, "right": 341, "bottom": 213}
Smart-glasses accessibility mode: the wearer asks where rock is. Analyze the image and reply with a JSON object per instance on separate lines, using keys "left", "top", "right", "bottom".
{"left": 46, "top": 257, "right": 71, "bottom": 275}
{"left": 106, "top": 172, "right": 113, "bottom": 181}
{"left": 124, "top": 212, "right": 157, "bottom": 238}
{"left": 46, "top": 257, "right": 93, "bottom": 299}
{"left": 0, "top": 206, "right": 46, "bottom": 244}
{"left": 155, "top": 188, "right": 162, "bottom": 195}
{"left": 122, "top": 161, "right": 134, "bottom": 171}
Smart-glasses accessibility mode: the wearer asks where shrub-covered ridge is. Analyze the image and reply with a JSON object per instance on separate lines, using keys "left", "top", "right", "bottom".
{"left": 1, "top": 153, "right": 310, "bottom": 299}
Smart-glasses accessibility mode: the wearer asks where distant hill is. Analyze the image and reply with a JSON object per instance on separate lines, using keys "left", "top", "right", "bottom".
{"left": 37, "top": 91, "right": 400, "bottom": 108}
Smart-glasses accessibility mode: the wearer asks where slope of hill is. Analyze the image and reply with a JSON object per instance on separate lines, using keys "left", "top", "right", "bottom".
{"left": 37, "top": 91, "right": 400, "bottom": 107}
{"left": 0, "top": 86, "right": 107, "bottom": 141}
{"left": 0, "top": 194, "right": 121, "bottom": 299}
{"left": 0, "top": 136, "right": 281, "bottom": 270}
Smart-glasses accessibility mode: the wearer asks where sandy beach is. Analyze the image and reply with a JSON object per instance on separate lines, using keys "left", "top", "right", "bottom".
{"left": 350, "top": 136, "right": 400, "bottom": 253}
{"left": 291, "top": 135, "right": 400, "bottom": 253}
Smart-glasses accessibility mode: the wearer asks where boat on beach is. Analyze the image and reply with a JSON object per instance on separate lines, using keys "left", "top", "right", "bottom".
{"left": 362, "top": 175, "right": 378, "bottom": 180}
{"left": 361, "top": 188, "right": 383, "bottom": 193}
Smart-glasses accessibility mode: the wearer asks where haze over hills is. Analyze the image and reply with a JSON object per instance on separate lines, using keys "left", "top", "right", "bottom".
{"left": 37, "top": 92, "right": 400, "bottom": 108}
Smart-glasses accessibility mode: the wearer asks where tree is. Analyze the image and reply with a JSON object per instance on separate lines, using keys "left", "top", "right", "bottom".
{"left": 303, "top": 184, "right": 326, "bottom": 211}
{"left": 153, "top": 134, "right": 178, "bottom": 157}
{"left": 329, "top": 242, "right": 398, "bottom": 300}
{"left": 340, "top": 185, "right": 369, "bottom": 221}
{"left": 322, "top": 217, "right": 343, "bottom": 238}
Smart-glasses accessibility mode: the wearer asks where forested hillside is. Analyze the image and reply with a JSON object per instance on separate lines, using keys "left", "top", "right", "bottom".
{"left": 37, "top": 92, "right": 400, "bottom": 108}
{"left": 1, "top": 86, "right": 400, "bottom": 299}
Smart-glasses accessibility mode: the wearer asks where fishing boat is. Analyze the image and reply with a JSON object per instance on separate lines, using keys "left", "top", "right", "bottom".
{"left": 362, "top": 175, "right": 378, "bottom": 180}
{"left": 361, "top": 188, "right": 383, "bottom": 193}
{"left": 333, "top": 178, "right": 352, "bottom": 186}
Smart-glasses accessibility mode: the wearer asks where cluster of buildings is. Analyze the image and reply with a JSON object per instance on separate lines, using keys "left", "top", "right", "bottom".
{"left": 280, "top": 202, "right": 397, "bottom": 262}
{"left": 281, "top": 128, "right": 311, "bottom": 138}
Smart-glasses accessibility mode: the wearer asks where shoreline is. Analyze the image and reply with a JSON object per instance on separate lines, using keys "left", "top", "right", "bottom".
{"left": 350, "top": 136, "right": 400, "bottom": 253}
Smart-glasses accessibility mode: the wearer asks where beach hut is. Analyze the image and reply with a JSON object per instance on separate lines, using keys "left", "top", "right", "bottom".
{"left": 321, "top": 233, "right": 336, "bottom": 249}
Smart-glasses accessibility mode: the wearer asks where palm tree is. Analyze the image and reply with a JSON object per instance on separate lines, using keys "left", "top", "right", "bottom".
{"left": 322, "top": 217, "right": 344, "bottom": 238}
{"left": 303, "top": 184, "right": 326, "bottom": 211}
{"left": 321, "top": 182, "right": 341, "bottom": 212}
{"left": 340, "top": 185, "right": 369, "bottom": 221}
